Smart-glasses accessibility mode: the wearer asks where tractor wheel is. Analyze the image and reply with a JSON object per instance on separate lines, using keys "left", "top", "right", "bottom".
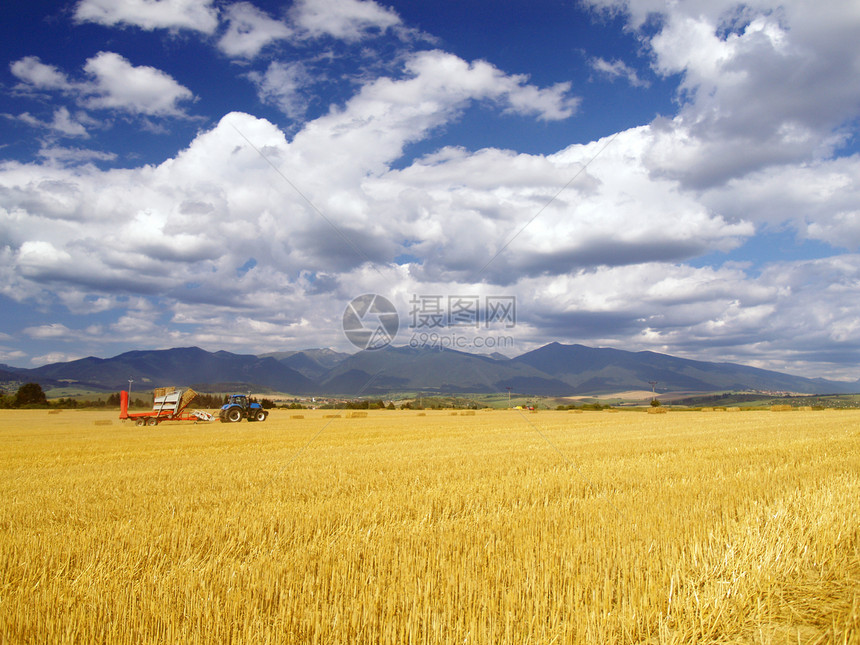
{"left": 147, "top": 418, "right": 159, "bottom": 426}
{"left": 226, "top": 407, "right": 242, "bottom": 423}
{"left": 135, "top": 418, "right": 146, "bottom": 426}
{"left": 254, "top": 410, "right": 267, "bottom": 422}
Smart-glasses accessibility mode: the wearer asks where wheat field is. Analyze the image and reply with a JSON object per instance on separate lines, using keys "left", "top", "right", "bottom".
{"left": 1, "top": 408, "right": 857, "bottom": 644}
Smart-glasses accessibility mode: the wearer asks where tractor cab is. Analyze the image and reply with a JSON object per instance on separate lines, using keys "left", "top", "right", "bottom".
{"left": 227, "top": 394, "right": 249, "bottom": 409}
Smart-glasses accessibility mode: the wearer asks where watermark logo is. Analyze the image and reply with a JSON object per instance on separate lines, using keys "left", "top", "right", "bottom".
{"left": 407, "top": 294, "right": 517, "bottom": 350}
{"left": 409, "top": 295, "right": 516, "bottom": 329}
{"left": 342, "top": 294, "right": 399, "bottom": 350}
{"left": 408, "top": 331, "right": 516, "bottom": 351}
{"left": 343, "top": 293, "right": 517, "bottom": 351}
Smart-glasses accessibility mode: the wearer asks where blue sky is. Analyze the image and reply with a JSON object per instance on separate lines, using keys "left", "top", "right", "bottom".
{"left": 1, "top": 0, "right": 859, "bottom": 381}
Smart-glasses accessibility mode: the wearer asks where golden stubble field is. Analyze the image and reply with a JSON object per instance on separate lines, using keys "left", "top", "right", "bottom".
{"left": 0, "top": 408, "right": 858, "bottom": 644}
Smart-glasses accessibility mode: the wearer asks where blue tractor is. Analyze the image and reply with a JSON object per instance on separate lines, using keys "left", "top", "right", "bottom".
{"left": 219, "top": 394, "right": 269, "bottom": 423}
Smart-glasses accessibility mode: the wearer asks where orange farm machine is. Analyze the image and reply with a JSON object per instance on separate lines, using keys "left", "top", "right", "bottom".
{"left": 120, "top": 387, "right": 216, "bottom": 426}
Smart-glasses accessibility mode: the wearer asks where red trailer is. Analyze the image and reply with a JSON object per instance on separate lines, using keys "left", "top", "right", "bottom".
{"left": 120, "top": 388, "right": 215, "bottom": 425}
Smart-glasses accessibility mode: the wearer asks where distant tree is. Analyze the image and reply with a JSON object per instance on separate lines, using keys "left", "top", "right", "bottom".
{"left": 581, "top": 403, "right": 604, "bottom": 411}
{"left": 107, "top": 392, "right": 121, "bottom": 407}
{"left": 386, "top": 402, "right": 395, "bottom": 410}
{"left": 15, "top": 383, "right": 47, "bottom": 407}
{"left": 195, "top": 393, "right": 225, "bottom": 409}
{"left": 650, "top": 398, "right": 661, "bottom": 407}
{"left": 50, "top": 397, "right": 72, "bottom": 409}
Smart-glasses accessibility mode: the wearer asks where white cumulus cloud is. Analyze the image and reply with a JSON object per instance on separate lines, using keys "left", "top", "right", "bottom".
{"left": 10, "top": 107, "right": 90, "bottom": 138}
{"left": 585, "top": 0, "right": 860, "bottom": 187}
{"left": 10, "top": 52, "right": 195, "bottom": 120}
{"left": 74, "top": 0, "right": 219, "bottom": 33}
{"left": 82, "top": 52, "right": 195, "bottom": 116}
{"left": 10, "top": 56, "right": 74, "bottom": 91}
{"left": 589, "top": 57, "right": 649, "bottom": 87}
{"left": 247, "top": 61, "right": 312, "bottom": 119}
{"left": 217, "top": 2, "right": 292, "bottom": 58}
{"left": 290, "top": 0, "right": 401, "bottom": 41}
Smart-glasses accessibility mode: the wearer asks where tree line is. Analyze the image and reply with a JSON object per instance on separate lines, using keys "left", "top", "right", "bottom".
{"left": 0, "top": 383, "right": 151, "bottom": 410}
{"left": 0, "top": 383, "right": 278, "bottom": 410}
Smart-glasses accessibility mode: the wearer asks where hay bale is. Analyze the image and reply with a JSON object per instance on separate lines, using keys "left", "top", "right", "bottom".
{"left": 569, "top": 409, "right": 584, "bottom": 413}
{"left": 770, "top": 405, "right": 793, "bottom": 411}
{"left": 346, "top": 411, "right": 367, "bottom": 419}
{"left": 701, "top": 407, "right": 713, "bottom": 412}
{"left": 48, "top": 410, "right": 61, "bottom": 415}
{"left": 797, "top": 406, "right": 814, "bottom": 411}
{"left": 153, "top": 386, "right": 175, "bottom": 398}
{"left": 323, "top": 414, "right": 341, "bottom": 419}
{"left": 290, "top": 414, "right": 304, "bottom": 419}
{"left": 417, "top": 412, "right": 426, "bottom": 416}
{"left": 179, "top": 388, "right": 197, "bottom": 410}
{"left": 93, "top": 420, "right": 112, "bottom": 426}
{"left": 647, "top": 407, "right": 667, "bottom": 414}
{"left": 461, "top": 410, "right": 476, "bottom": 416}
{"left": 726, "top": 407, "right": 741, "bottom": 412}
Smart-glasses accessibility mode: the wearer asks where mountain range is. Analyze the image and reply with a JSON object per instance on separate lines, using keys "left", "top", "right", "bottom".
{"left": 1, "top": 343, "right": 857, "bottom": 396}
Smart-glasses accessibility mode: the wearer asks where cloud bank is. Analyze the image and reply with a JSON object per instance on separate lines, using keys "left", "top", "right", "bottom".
{"left": 1, "top": 0, "right": 859, "bottom": 381}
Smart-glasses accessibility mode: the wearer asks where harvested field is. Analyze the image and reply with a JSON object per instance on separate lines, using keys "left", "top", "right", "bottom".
{"left": 1, "top": 409, "right": 858, "bottom": 643}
